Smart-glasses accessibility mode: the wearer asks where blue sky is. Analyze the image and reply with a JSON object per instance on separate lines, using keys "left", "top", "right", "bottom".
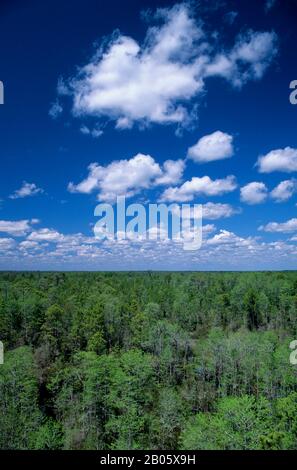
{"left": 0, "top": 0, "right": 297, "bottom": 270}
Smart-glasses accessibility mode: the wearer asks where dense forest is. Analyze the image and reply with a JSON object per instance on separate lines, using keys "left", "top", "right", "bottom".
{"left": 0, "top": 271, "right": 297, "bottom": 450}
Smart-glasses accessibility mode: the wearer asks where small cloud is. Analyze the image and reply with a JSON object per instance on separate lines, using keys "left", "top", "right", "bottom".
{"left": 202, "top": 202, "right": 238, "bottom": 220}
{"left": 80, "top": 125, "right": 90, "bottom": 135}
{"left": 68, "top": 154, "right": 184, "bottom": 201}
{"left": 207, "top": 229, "right": 247, "bottom": 246}
{"left": 49, "top": 100, "right": 63, "bottom": 119}
{"left": 57, "top": 77, "right": 71, "bottom": 96}
{"left": 115, "top": 117, "right": 133, "bottom": 130}
{"left": 188, "top": 130, "right": 234, "bottom": 163}
{"left": 80, "top": 125, "right": 103, "bottom": 138}
{"left": 9, "top": 181, "right": 44, "bottom": 200}
{"left": 259, "top": 218, "right": 297, "bottom": 233}
{"left": 27, "top": 228, "right": 63, "bottom": 242}
{"left": 19, "top": 240, "right": 40, "bottom": 251}
{"left": 0, "top": 219, "right": 38, "bottom": 236}
{"left": 160, "top": 175, "right": 237, "bottom": 202}
{"left": 257, "top": 147, "right": 297, "bottom": 173}
{"left": 0, "top": 238, "right": 16, "bottom": 251}
{"left": 240, "top": 182, "right": 268, "bottom": 205}
{"left": 270, "top": 179, "right": 297, "bottom": 202}
{"left": 154, "top": 160, "right": 185, "bottom": 186}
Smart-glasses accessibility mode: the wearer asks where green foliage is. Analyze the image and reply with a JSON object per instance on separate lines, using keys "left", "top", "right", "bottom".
{"left": 87, "top": 330, "right": 106, "bottom": 355}
{"left": 0, "top": 271, "right": 297, "bottom": 450}
{"left": 152, "top": 387, "right": 186, "bottom": 450}
{"left": 33, "top": 419, "right": 63, "bottom": 450}
{"left": 106, "top": 349, "right": 154, "bottom": 449}
{"left": 181, "top": 395, "right": 274, "bottom": 450}
{"left": 0, "top": 346, "right": 42, "bottom": 449}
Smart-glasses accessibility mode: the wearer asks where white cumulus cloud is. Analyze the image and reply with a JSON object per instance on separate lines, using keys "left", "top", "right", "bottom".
{"left": 188, "top": 130, "right": 234, "bottom": 163}
{"left": 0, "top": 219, "right": 39, "bottom": 236}
{"left": 68, "top": 154, "right": 185, "bottom": 201}
{"left": 270, "top": 179, "right": 297, "bottom": 202}
{"left": 207, "top": 229, "right": 250, "bottom": 246}
{"left": 154, "top": 159, "right": 185, "bottom": 185}
{"left": 240, "top": 181, "right": 268, "bottom": 204}
{"left": 59, "top": 4, "right": 277, "bottom": 131}
{"left": 202, "top": 202, "right": 238, "bottom": 219}
{"left": 259, "top": 218, "right": 297, "bottom": 233}
{"left": 257, "top": 147, "right": 297, "bottom": 173}
{"left": 9, "top": 181, "right": 44, "bottom": 199}
{"left": 27, "top": 228, "right": 64, "bottom": 243}
{"left": 0, "top": 238, "right": 16, "bottom": 251}
{"left": 160, "top": 175, "right": 237, "bottom": 202}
